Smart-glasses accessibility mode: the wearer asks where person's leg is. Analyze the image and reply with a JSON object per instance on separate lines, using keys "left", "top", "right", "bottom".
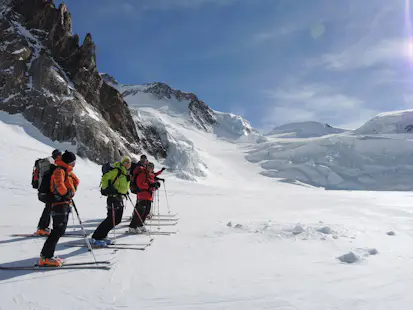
{"left": 91, "top": 198, "right": 115, "bottom": 240}
{"left": 141, "top": 200, "right": 152, "bottom": 223}
{"left": 113, "top": 197, "right": 124, "bottom": 226}
{"left": 40, "top": 204, "right": 69, "bottom": 259}
{"left": 37, "top": 203, "right": 51, "bottom": 230}
{"left": 129, "top": 200, "right": 144, "bottom": 228}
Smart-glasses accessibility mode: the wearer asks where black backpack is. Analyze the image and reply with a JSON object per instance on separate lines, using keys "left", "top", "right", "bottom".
{"left": 38, "top": 166, "right": 67, "bottom": 203}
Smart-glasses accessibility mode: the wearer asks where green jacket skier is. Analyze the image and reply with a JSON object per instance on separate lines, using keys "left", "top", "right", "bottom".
{"left": 92, "top": 157, "right": 132, "bottom": 246}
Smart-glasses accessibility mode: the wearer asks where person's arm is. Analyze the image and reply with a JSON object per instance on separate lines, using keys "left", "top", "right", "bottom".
{"left": 51, "top": 169, "right": 69, "bottom": 196}
{"left": 101, "top": 169, "right": 118, "bottom": 190}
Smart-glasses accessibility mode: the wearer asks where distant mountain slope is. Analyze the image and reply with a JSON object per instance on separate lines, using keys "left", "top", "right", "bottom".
{"left": 266, "top": 121, "right": 346, "bottom": 138}
{"left": 354, "top": 109, "right": 413, "bottom": 134}
{"left": 247, "top": 113, "right": 413, "bottom": 191}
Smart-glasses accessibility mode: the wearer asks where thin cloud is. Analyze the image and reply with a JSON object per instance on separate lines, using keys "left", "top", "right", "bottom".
{"left": 261, "top": 84, "right": 375, "bottom": 129}
{"left": 312, "top": 38, "right": 410, "bottom": 71}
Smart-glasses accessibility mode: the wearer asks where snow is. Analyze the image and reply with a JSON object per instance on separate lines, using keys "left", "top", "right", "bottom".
{"left": 11, "top": 47, "right": 26, "bottom": 54}
{"left": 2, "top": 111, "right": 413, "bottom": 309}
{"left": 247, "top": 129, "right": 413, "bottom": 190}
{"left": 266, "top": 121, "right": 347, "bottom": 138}
{"left": 354, "top": 109, "right": 413, "bottom": 134}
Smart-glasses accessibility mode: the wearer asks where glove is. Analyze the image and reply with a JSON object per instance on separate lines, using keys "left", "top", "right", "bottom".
{"left": 101, "top": 185, "right": 117, "bottom": 196}
{"left": 161, "top": 167, "right": 166, "bottom": 172}
{"left": 65, "top": 189, "right": 74, "bottom": 200}
{"left": 150, "top": 182, "right": 161, "bottom": 189}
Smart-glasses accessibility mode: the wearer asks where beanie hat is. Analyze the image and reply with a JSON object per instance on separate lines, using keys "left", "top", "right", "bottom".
{"left": 146, "top": 162, "right": 154, "bottom": 169}
{"left": 62, "top": 151, "right": 76, "bottom": 164}
{"left": 52, "top": 149, "right": 62, "bottom": 159}
{"left": 140, "top": 154, "right": 147, "bottom": 160}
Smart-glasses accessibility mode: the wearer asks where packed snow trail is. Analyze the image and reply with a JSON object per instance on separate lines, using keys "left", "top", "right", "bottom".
{"left": 1, "top": 115, "right": 413, "bottom": 309}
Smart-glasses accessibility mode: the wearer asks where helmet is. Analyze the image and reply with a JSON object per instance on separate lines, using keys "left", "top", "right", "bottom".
{"left": 146, "top": 162, "right": 154, "bottom": 169}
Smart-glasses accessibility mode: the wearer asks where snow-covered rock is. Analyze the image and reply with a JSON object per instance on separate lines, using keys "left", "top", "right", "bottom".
{"left": 266, "top": 121, "right": 346, "bottom": 138}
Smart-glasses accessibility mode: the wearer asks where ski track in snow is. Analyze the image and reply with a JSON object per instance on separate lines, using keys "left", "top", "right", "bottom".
{"left": 1, "top": 116, "right": 413, "bottom": 309}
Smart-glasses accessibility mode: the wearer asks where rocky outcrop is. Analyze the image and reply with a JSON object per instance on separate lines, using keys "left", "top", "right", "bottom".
{"left": 0, "top": 0, "right": 145, "bottom": 163}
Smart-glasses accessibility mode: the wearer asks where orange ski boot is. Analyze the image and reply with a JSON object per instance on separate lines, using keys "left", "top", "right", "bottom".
{"left": 39, "top": 256, "right": 63, "bottom": 267}
{"left": 34, "top": 228, "right": 51, "bottom": 236}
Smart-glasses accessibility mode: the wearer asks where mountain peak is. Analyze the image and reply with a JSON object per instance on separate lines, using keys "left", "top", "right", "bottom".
{"left": 266, "top": 121, "right": 346, "bottom": 138}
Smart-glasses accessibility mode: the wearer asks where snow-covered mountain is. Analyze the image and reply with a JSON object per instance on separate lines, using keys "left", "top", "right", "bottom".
{"left": 248, "top": 111, "right": 413, "bottom": 190}
{"left": 266, "top": 121, "right": 346, "bottom": 138}
{"left": 101, "top": 74, "right": 264, "bottom": 180}
{"left": 354, "top": 109, "right": 413, "bottom": 134}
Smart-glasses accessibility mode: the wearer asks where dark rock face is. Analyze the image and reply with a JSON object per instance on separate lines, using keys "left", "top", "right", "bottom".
{"left": 0, "top": 0, "right": 144, "bottom": 163}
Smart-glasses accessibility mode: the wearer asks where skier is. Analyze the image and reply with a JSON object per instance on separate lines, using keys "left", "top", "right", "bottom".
{"left": 90, "top": 156, "right": 131, "bottom": 246}
{"left": 39, "top": 151, "right": 79, "bottom": 267}
{"left": 32, "top": 149, "right": 62, "bottom": 236}
{"left": 130, "top": 154, "right": 149, "bottom": 177}
{"left": 128, "top": 162, "right": 162, "bottom": 233}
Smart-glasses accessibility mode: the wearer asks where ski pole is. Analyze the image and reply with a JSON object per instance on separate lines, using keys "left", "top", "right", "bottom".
{"left": 111, "top": 204, "right": 117, "bottom": 252}
{"left": 162, "top": 181, "right": 172, "bottom": 214}
{"left": 71, "top": 200, "right": 99, "bottom": 266}
{"left": 156, "top": 190, "right": 160, "bottom": 230}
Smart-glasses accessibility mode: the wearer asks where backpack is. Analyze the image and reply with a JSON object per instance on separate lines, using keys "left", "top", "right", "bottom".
{"left": 32, "top": 158, "right": 52, "bottom": 189}
{"left": 130, "top": 167, "right": 148, "bottom": 194}
{"left": 100, "top": 162, "right": 121, "bottom": 196}
{"left": 38, "top": 166, "right": 67, "bottom": 203}
{"left": 31, "top": 159, "right": 41, "bottom": 189}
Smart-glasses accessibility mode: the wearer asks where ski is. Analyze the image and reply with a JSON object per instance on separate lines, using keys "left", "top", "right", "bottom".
{"left": 151, "top": 214, "right": 178, "bottom": 218}
{"left": 146, "top": 218, "right": 179, "bottom": 222}
{"left": 11, "top": 233, "right": 87, "bottom": 238}
{"left": 145, "top": 222, "right": 178, "bottom": 226}
{"left": 0, "top": 261, "right": 113, "bottom": 271}
{"left": 64, "top": 244, "right": 146, "bottom": 250}
{"left": 124, "top": 217, "right": 178, "bottom": 222}
{"left": 124, "top": 230, "right": 176, "bottom": 236}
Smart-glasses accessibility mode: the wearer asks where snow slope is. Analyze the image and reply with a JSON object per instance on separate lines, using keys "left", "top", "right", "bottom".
{"left": 2, "top": 112, "right": 413, "bottom": 309}
{"left": 266, "top": 121, "right": 346, "bottom": 138}
{"left": 246, "top": 110, "right": 413, "bottom": 191}
{"left": 354, "top": 109, "right": 413, "bottom": 134}
{"left": 247, "top": 131, "right": 413, "bottom": 191}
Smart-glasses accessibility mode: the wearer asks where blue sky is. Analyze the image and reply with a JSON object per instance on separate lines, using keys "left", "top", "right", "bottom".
{"left": 56, "top": 0, "right": 412, "bottom": 131}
